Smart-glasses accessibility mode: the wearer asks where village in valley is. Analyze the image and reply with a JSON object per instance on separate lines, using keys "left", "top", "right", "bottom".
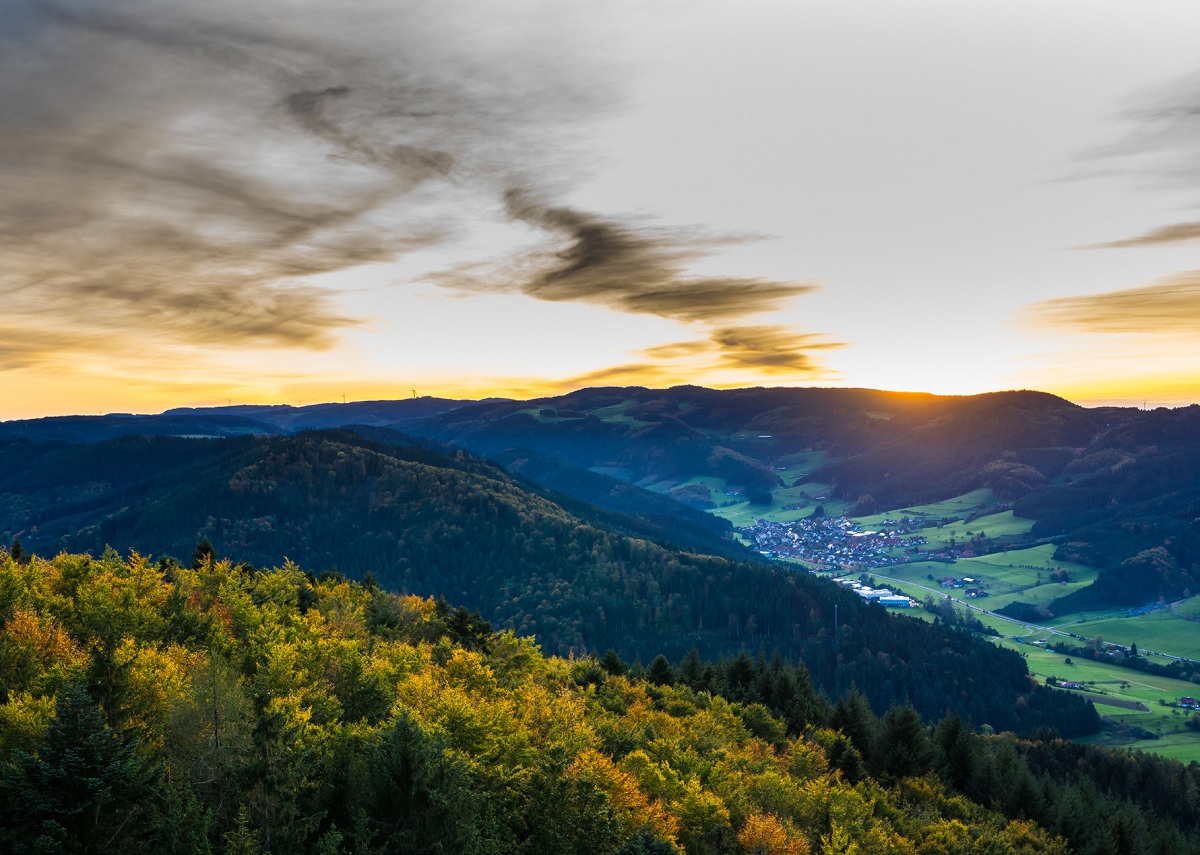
{"left": 735, "top": 514, "right": 937, "bottom": 608}
{"left": 737, "top": 514, "right": 931, "bottom": 571}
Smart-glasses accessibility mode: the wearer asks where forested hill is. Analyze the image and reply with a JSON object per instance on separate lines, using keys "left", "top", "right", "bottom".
{"left": 0, "top": 430, "right": 1094, "bottom": 735}
{"left": 0, "top": 553, "right": 1191, "bottom": 854}
{"left": 2, "top": 385, "right": 1196, "bottom": 617}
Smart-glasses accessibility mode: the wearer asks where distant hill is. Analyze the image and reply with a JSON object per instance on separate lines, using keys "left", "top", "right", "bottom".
{"left": 0, "top": 428, "right": 1094, "bottom": 734}
{"left": 811, "top": 390, "right": 1107, "bottom": 506}
{"left": 1008, "top": 406, "right": 1200, "bottom": 614}
{"left": 2, "top": 386, "right": 1198, "bottom": 616}
{"left": 163, "top": 395, "right": 480, "bottom": 431}
{"left": 0, "top": 414, "right": 288, "bottom": 443}
{"left": 401, "top": 385, "right": 936, "bottom": 492}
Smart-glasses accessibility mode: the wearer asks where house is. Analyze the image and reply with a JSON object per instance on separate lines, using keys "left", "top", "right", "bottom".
{"left": 1181, "top": 697, "right": 1198, "bottom": 708}
{"left": 1060, "top": 681, "right": 1082, "bottom": 689}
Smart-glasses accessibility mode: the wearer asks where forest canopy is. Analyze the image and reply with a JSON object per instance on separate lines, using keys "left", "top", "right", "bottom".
{"left": 0, "top": 549, "right": 1194, "bottom": 854}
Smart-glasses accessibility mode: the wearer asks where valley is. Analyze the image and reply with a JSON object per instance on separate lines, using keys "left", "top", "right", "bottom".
{"left": 1, "top": 384, "right": 1197, "bottom": 765}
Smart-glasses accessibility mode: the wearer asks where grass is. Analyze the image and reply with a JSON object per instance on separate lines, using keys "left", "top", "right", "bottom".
{"left": 1177, "top": 597, "right": 1200, "bottom": 619}
{"left": 707, "top": 480, "right": 850, "bottom": 527}
{"left": 1002, "top": 641, "right": 1200, "bottom": 760}
{"left": 944, "top": 510, "right": 1035, "bottom": 539}
{"left": 589, "top": 400, "right": 645, "bottom": 425}
{"left": 897, "top": 488, "right": 1000, "bottom": 518}
{"left": 1055, "top": 608, "right": 1200, "bottom": 661}
{"left": 856, "top": 567, "right": 1200, "bottom": 760}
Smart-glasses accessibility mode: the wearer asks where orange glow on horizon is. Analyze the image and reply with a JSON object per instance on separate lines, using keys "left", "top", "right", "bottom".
{"left": 0, "top": 358, "right": 1193, "bottom": 421}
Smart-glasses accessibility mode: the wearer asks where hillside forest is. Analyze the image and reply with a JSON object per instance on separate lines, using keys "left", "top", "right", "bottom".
{"left": 2, "top": 550, "right": 1198, "bottom": 855}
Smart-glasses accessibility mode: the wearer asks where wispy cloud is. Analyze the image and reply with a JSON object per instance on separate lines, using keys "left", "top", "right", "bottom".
{"left": 1077, "top": 68, "right": 1200, "bottom": 249}
{"left": 1081, "top": 221, "right": 1200, "bottom": 249}
{"left": 709, "top": 325, "right": 844, "bottom": 373}
{"left": 1, "top": 0, "right": 837, "bottom": 394}
{"left": 0, "top": 0, "right": 608, "bottom": 350}
{"left": 1028, "top": 274, "right": 1200, "bottom": 335}
{"left": 434, "top": 190, "right": 818, "bottom": 324}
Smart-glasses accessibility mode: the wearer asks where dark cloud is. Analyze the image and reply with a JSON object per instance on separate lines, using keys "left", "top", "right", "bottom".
{"left": 0, "top": 0, "right": 608, "bottom": 349}
{"left": 1029, "top": 274, "right": 1200, "bottom": 335}
{"left": 632, "top": 326, "right": 843, "bottom": 378}
{"left": 488, "top": 191, "right": 817, "bottom": 323}
{"left": 559, "top": 362, "right": 676, "bottom": 388}
{"left": 428, "top": 188, "right": 817, "bottom": 324}
{"left": 709, "top": 325, "right": 844, "bottom": 373}
{"left": 1075, "top": 69, "right": 1200, "bottom": 250}
{"left": 1083, "top": 221, "right": 1200, "bottom": 249}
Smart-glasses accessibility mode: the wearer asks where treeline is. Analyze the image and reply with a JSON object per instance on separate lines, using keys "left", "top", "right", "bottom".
{"left": 0, "top": 549, "right": 1073, "bottom": 855}
{"left": 633, "top": 648, "right": 1199, "bottom": 854}
{"left": 2, "top": 550, "right": 1192, "bottom": 854}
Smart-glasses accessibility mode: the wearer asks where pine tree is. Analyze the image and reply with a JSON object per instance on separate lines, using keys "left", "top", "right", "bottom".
{"left": 873, "top": 704, "right": 935, "bottom": 781}
{"left": 0, "top": 682, "right": 157, "bottom": 853}
{"left": 648, "top": 654, "right": 675, "bottom": 686}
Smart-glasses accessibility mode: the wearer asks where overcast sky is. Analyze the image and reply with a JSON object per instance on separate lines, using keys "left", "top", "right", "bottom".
{"left": 2, "top": 0, "right": 1199, "bottom": 417}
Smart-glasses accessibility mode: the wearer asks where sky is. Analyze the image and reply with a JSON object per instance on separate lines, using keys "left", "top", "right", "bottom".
{"left": 2, "top": 0, "right": 1200, "bottom": 418}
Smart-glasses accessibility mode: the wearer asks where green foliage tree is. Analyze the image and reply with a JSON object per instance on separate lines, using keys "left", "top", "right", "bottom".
{"left": 872, "top": 703, "right": 936, "bottom": 781}
{"left": 0, "top": 682, "right": 157, "bottom": 853}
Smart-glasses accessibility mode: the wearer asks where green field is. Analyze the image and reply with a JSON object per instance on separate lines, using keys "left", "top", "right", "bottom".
{"left": 1056, "top": 606, "right": 1200, "bottom": 661}
{"left": 771, "top": 449, "right": 830, "bottom": 484}
{"left": 705, "top": 479, "right": 849, "bottom": 527}
{"left": 870, "top": 545, "right": 1099, "bottom": 610}
{"left": 1003, "top": 641, "right": 1200, "bottom": 760}
{"left": 951, "top": 510, "right": 1035, "bottom": 538}
{"left": 700, "top": 476, "right": 1200, "bottom": 762}
{"left": 590, "top": 400, "right": 644, "bottom": 425}
{"left": 871, "top": 582, "right": 1200, "bottom": 759}
{"left": 1179, "top": 598, "right": 1200, "bottom": 618}
{"left": 860, "top": 563, "right": 1200, "bottom": 760}
{"left": 898, "top": 488, "right": 1001, "bottom": 517}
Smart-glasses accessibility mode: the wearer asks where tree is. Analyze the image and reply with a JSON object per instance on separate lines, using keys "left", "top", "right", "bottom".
{"left": 191, "top": 538, "right": 216, "bottom": 570}
{"left": 934, "top": 713, "right": 977, "bottom": 791}
{"left": 872, "top": 704, "right": 935, "bottom": 781}
{"left": 831, "top": 690, "right": 877, "bottom": 763}
{"left": 601, "top": 649, "right": 628, "bottom": 677}
{"left": 0, "top": 682, "right": 157, "bottom": 853}
{"left": 648, "top": 655, "right": 675, "bottom": 686}
{"left": 363, "top": 710, "right": 484, "bottom": 853}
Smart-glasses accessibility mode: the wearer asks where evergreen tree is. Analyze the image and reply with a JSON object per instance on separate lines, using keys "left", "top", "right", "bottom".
{"left": 831, "top": 689, "right": 878, "bottom": 764}
{"left": 873, "top": 704, "right": 935, "bottom": 781}
{"left": 600, "top": 649, "right": 627, "bottom": 677}
{"left": 647, "top": 654, "right": 675, "bottom": 686}
{"left": 0, "top": 682, "right": 157, "bottom": 853}
{"left": 934, "top": 713, "right": 978, "bottom": 791}
{"left": 191, "top": 538, "right": 216, "bottom": 570}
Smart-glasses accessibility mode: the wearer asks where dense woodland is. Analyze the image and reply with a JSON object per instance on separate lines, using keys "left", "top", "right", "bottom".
{"left": 1, "top": 550, "right": 1196, "bottom": 854}
{"left": 1, "top": 432, "right": 1095, "bottom": 735}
